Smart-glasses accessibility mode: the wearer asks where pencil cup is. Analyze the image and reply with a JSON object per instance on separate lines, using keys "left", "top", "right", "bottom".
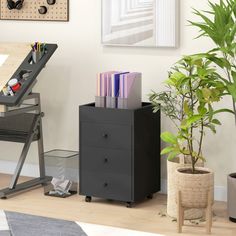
{"left": 32, "top": 51, "right": 44, "bottom": 64}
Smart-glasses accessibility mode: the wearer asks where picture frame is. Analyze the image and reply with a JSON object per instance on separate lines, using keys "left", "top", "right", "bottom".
{"left": 102, "top": 0, "right": 179, "bottom": 48}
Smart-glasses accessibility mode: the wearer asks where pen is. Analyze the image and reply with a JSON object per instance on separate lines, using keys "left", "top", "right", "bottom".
{"left": 34, "top": 43, "right": 37, "bottom": 51}
{"left": 37, "top": 42, "right": 41, "bottom": 52}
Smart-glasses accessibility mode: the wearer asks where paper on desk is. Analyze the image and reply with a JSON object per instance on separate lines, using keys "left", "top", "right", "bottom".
{"left": 0, "top": 54, "right": 8, "bottom": 67}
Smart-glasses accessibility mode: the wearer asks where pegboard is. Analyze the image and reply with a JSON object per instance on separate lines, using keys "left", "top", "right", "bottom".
{"left": 0, "top": 0, "right": 69, "bottom": 21}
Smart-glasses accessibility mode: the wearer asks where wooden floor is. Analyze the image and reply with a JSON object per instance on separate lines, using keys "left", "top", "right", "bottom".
{"left": 0, "top": 174, "right": 236, "bottom": 236}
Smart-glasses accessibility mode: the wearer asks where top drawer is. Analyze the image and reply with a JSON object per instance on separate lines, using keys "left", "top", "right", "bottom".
{"left": 80, "top": 122, "right": 131, "bottom": 150}
{"left": 79, "top": 104, "right": 133, "bottom": 125}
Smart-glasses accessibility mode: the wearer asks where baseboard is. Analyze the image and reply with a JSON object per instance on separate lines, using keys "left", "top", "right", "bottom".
{"left": 0, "top": 160, "right": 39, "bottom": 178}
{"left": 214, "top": 185, "right": 227, "bottom": 202}
{"left": 0, "top": 160, "right": 227, "bottom": 202}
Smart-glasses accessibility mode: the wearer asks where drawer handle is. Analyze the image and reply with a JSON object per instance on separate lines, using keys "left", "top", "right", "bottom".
{"left": 102, "top": 133, "right": 108, "bottom": 139}
{"left": 104, "top": 183, "right": 108, "bottom": 187}
{"left": 104, "top": 158, "right": 108, "bottom": 163}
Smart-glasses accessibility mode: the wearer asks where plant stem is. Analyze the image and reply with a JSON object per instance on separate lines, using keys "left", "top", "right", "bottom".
{"left": 198, "top": 119, "right": 204, "bottom": 157}
{"left": 181, "top": 95, "right": 185, "bottom": 120}
{"left": 192, "top": 119, "right": 204, "bottom": 171}
{"left": 187, "top": 138, "right": 195, "bottom": 173}
{"left": 188, "top": 67, "right": 195, "bottom": 173}
{"left": 232, "top": 98, "right": 236, "bottom": 125}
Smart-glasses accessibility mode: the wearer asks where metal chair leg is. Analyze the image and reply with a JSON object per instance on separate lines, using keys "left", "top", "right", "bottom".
{"left": 37, "top": 117, "right": 45, "bottom": 179}
{"left": 0, "top": 93, "right": 50, "bottom": 198}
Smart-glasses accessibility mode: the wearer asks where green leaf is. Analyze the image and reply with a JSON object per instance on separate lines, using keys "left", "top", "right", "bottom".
{"left": 181, "top": 115, "right": 203, "bottom": 129}
{"left": 202, "top": 88, "right": 212, "bottom": 100}
{"left": 161, "top": 132, "right": 177, "bottom": 144}
{"left": 198, "top": 105, "right": 207, "bottom": 115}
{"left": 208, "top": 104, "right": 214, "bottom": 121}
{"left": 227, "top": 83, "right": 236, "bottom": 101}
{"left": 196, "top": 90, "right": 204, "bottom": 101}
{"left": 180, "top": 119, "right": 188, "bottom": 130}
{"left": 210, "top": 88, "right": 221, "bottom": 102}
{"left": 213, "top": 108, "right": 235, "bottom": 115}
{"left": 231, "top": 71, "right": 236, "bottom": 84}
{"left": 183, "top": 101, "right": 191, "bottom": 115}
{"left": 207, "top": 55, "right": 231, "bottom": 70}
{"left": 195, "top": 59, "right": 203, "bottom": 67}
{"left": 205, "top": 124, "right": 216, "bottom": 133}
{"left": 181, "top": 149, "right": 191, "bottom": 155}
{"left": 165, "top": 79, "right": 175, "bottom": 86}
{"left": 161, "top": 146, "right": 174, "bottom": 155}
{"left": 186, "top": 115, "right": 203, "bottom": 126}
{"left": 170, "top": 72, "right": 186, "bottom": 82}
{"left": 167, "top": 151, "right": 180, "bottom": 161}
{"left": 198, "top": 155, "right": 206, "bottom": 162}
{"left": 212, "top": 119, "right": 222, "bottom": 125}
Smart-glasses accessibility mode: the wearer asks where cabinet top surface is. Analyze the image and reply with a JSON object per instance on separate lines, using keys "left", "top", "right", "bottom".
{"left": 80, "top": 102, "right": 152, "bottom": 110}
{"left": 0, "top": 43, "right": 31, "bottom": 92}
{"left": 79, "top": 102, "right": 157, "bottom": 125}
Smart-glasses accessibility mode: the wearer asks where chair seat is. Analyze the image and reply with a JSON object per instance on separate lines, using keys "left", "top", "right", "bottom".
{"left": 0, "top": 113, "right": 40, "bottom": 143}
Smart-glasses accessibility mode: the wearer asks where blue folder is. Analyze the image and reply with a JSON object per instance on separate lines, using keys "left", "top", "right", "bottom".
{"left": 113, "top": 72, "right": 129, "bottom": 97}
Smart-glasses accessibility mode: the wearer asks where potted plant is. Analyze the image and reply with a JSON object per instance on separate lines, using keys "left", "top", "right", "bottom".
{"left": 190, "top": 0, "right": 236, "bottom": 121}
{"left": 190, "top": 0, "right": 236, "bottom": 223}
{"left": 149, "top": 54, "right": 233, "bottom": 224}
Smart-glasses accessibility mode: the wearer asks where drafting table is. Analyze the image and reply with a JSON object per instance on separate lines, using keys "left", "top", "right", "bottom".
{"left": 0, "top": 43, "right": 57, "bottom": 198}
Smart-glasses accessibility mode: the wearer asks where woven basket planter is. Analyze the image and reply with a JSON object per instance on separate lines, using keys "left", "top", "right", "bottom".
{"left": 175, "top": 167, "right": 214, "bottom": 209}
{"left": 167, "top": 157, "right": 204, "bottom": 219}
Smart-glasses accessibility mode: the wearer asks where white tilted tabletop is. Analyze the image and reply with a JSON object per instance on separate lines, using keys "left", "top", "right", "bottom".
{"left": 0, "top": 43, "right": 31, "bottom": 92}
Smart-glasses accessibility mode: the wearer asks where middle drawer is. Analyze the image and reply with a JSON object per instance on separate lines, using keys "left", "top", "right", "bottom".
{"left": 81, "top": 147, "right": 131, "bottom": 175}
{"left": 81, "top": 122, "right": 131, "bottom": 149}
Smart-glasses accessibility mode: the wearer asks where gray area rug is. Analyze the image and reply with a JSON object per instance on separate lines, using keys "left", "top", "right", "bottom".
{"left": 0, "top": 231, "right": 11, "bottom": 236}
{"left": 4, "top": 211, "right": 87, "bottom": 236}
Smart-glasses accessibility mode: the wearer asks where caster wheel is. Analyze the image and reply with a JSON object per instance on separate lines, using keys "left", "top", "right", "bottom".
{"left": 229, "top": 217, "right": 236, "bottom": 223}
{"left": 126, "top": 202, "right": 132, "bottom": 208}
{"left": 85, "top": 196, "right": 92, "bottom": 202}
{"left": 147, "top": 194, "right": 153, "bottom": 199}
{"left": 1, "top": 196, "right": 7, "bottom": 200}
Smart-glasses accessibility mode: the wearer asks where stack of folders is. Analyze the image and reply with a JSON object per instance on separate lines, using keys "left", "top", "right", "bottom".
{"left": 95, "top": 71, "right": 142, "bottom": 109}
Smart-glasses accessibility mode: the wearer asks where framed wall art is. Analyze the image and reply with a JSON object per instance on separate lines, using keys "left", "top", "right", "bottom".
{"left": 102, "top": 0, "right": 179, "bottom": 47}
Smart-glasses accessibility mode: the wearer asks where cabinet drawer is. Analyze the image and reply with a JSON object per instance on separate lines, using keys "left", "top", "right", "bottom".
{"left": 80, "top": 172, "right": 132, "bottom": 202}
{"left": 81, "top": 122, "right": 131, "bottom": 149}
{"left": 81, "top": 147, "right": 131, "bottom": 175}
{"left": 80, "top": 104, "right": 133, "bottom": 125}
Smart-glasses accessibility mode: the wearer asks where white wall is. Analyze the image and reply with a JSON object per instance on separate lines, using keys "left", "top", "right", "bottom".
{"left": 0, "top": 0, "right": 235, "bottom": 199}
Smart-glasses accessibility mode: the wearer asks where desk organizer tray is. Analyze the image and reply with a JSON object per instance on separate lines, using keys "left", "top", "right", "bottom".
{"left": 0, "top": 44, "right": 57, "bottom": 106}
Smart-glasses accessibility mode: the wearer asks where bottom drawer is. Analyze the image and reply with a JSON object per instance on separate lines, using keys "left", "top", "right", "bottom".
{"left": 80, "top": 172, "right": 132, "bottom": 202}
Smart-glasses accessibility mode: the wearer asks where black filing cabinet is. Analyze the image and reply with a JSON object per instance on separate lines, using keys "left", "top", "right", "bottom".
{"left": 79, "top": 103, "right": 160, "bottom": 207}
